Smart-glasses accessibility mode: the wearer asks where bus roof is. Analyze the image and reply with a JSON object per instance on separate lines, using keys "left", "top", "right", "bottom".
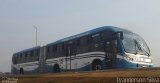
{"left": 13, "top": 46, "right": 40, "bottom": 56}
{"left": 47, "top": 26, "right": 124, "bottom": 46}
{"left": 13, "top": 26, "right": 135, "bottom": 56}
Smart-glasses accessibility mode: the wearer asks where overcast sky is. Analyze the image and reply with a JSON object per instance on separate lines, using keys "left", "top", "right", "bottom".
{"left": 0, "top": 0, "right": 160, "bottom": 72}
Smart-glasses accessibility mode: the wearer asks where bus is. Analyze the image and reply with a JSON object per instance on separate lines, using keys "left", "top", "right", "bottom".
{"left": 12, "top": 46, "right": 40, "bottom": 74}
{"left": 11, "top": 26, "right": 153, "bottom": 74}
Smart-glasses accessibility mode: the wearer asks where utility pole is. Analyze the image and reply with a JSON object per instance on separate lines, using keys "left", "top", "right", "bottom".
{"left": 33, "top": 25, "right": 38, "bottom": 47}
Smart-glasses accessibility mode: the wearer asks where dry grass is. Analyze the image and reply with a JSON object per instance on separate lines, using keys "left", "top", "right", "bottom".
{"left": 1, "top": 69, "right": 160, "bottom": 83}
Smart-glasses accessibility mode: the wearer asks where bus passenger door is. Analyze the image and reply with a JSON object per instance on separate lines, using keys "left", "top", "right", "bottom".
{"left": 39, "top": 46, "right": 46, "bottom": 73}
{"left": 65, "top": 45, "right": 70, "bottom": 71}
{"left": 104, "top": 40, "right": 118, "bottom": 69}
{"left": 66, "top": 45, "right": 74, "bottom": 71}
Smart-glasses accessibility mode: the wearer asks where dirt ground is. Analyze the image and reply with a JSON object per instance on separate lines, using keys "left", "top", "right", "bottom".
{"left": 1, "top": 69, "right": 160, "bottom": 83}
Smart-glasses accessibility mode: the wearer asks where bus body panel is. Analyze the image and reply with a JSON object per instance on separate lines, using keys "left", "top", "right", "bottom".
{"left": 11, "top": 26, "right": 153, "bottom": 74}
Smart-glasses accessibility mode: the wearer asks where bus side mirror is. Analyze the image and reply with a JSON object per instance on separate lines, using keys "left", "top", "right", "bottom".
{"left": 115, "top": 32, "right": 123, "bottom": 40}
{"left": 119, "top": 32, "right": 124, "bottom": 40}
{"left": 112, "top": 32, "right": 124, "bottom": 40}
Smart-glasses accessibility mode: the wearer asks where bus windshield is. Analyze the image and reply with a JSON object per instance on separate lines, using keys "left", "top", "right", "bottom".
{"left": 122, "top": 32, "right": 150, "bottom": 56}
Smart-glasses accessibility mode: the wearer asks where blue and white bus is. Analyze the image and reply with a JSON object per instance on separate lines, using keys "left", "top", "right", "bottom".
{"left": 11, "top": 26, "right": 153, "bottom": 74}
{"left": 12, "top": 46, "right": 40, "bottom": 74}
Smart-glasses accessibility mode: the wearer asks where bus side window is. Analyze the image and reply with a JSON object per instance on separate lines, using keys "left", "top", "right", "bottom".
{"left": 30, "top": 51, "right": 33, "bottom": 57}
{"left": 106, "top": 41, "right": 110, "bottom": 52}
{"left": 52, "top": 45, "right": 57, "bottom": 52}
{"left": 37, "top": 50, "right": 39, "bottom": 60}
{"left": 36, "top": 50, "right": 39, "bottom": 60}
{"left": 71, "top": 41, "right": 77, "bottom": 55}
{"left": 48, "top": 46, "right": 52, "bottom": 53}
{"left": 17, "top": 54, "right": 19, "bottom": 63}
{"left": 46, "top": 46, "right": 50, "bottom": 59}
{"left": 33, "top": 50, "right": 38, "bottom": 61}
{"left": 106, "top": 40, "right": 119, "bottom": 53}
{"left": 24, "top": 52, "right": 28, "bottom": 62}
{"left": 12, "top": 55, "right": 14, "bottom": 64}
{"left": 24, "top": 52, "right": 27, "bottom": 58}
{"left": 22, "top": 53, "right": 26, "bottom": 63}
{"left": 14, "top": 55, "right": 17, "bottom": 64}
{"left": 18, "top": 54, "right": 21, "bottom": 63}
{"left": 79, "top": 36, "right": 88, "bottom": 46}
{"left": 91, "top": 33, "right": 101, "bottom": 43}
{"left": 113, "top": 40, "right": 119, "bottom": 53}
{"left": 77, "top": 39, "right": 80, "bottom": 46}
{"left": 26, "top": 52, "right": 29, "bottom": 62}
{"left": 101, "top": 31, "right": 113, "bottom": 40}
{"left": 47, "top": 46, "right": 50, "bottom": 53}
{"left": 102, "top": 31, "right": 108, "bottom": 40}
{"left": 15, "top": 56, "right": 17, "bottom": 64}
{"left": 18, "top": 53, "right": 21, "bottom": 63}
{"left": 57, "top": 44, "right": 63, "bottom": 51}
{"left": 87, "top": 35, "right": 92, "bottom": 44}
{"left": 27, "top": 52, "right": 31, "bottom": 61}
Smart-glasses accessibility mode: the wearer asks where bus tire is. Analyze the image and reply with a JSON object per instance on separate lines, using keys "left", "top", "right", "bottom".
{"left": 53, "top": 64, "right": 60, "bottom": 73}
{"left": 19, "top": 68, "right": 24, "bottom": 74}
{"left": 92, "top": 59, "right": 103, "bottom": 70}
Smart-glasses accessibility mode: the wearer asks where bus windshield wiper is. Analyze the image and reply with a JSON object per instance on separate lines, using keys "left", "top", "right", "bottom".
{"left": 134, "top": 39, "right": 139, "bottom": 55}
{"left": 134, "top": 39, "right": 150, "bottom": 56}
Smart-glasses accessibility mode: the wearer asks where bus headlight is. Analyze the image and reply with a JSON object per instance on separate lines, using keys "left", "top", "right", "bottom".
{"left": 126, "top": 56, "right": 144, "bottom": 62}
{"left": 140, "top": 58, "right": 144, "bottom": 62}
{"left": 134, "top": 57, "right": 144, "bottom": 62}
{"left": 127, "top": 56, "right": 134, "bottom": 61}
{"left": 144, "top": 58, "right": 152, "bottom": 63}
{"left": 137, "top": 58, "right": 141, "bottom": 62}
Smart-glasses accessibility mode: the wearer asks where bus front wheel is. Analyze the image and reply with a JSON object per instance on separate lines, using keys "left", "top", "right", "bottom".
{"left": 92, "top": 59, "right": 103, "bottom": 70}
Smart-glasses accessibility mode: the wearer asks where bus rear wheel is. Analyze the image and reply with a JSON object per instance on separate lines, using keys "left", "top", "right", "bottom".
{"left": 92, "top": 59, "right": 103, "bottom": 70}
{"left": 19, "top": 68, "right": 24, "bottom": 74}
{"left": 53, "top": 64, "right": 60, "bottom": 73}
